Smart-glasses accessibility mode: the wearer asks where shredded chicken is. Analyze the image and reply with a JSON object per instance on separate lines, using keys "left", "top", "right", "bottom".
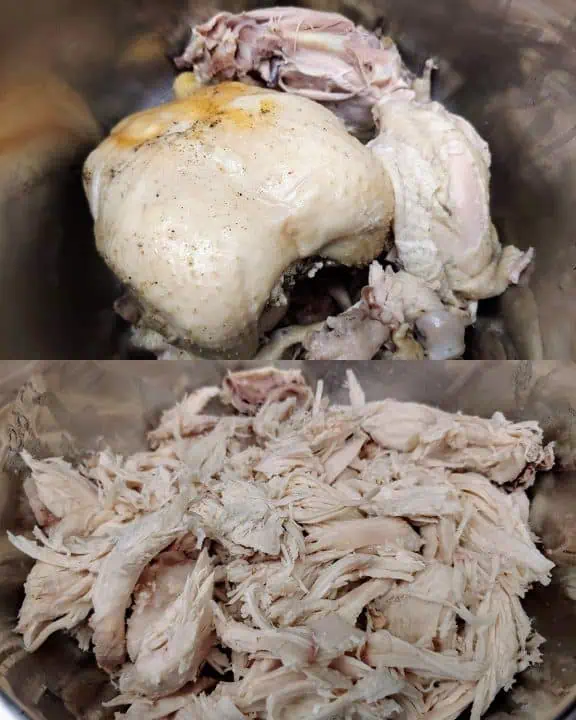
{"left": 10, "top": 368, "right": 555, "bottom": 720}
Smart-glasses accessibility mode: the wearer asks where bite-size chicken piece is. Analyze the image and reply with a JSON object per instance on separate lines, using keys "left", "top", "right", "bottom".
{"left": 83, "top": 82, "right": 394, "bottom": 359}
{"left": 16, "top": 561, "right": 93, "bottom": 652}
{"left": 119, "top": 549, "right": 215, "bottom": 698}
{"left": 374, "top": 562, "right": 464, "bottom": 650}
{"left": 90, "top": 493, "right": 197, "bottom": 671}
{"left": 220, "top": 366, "right": 312, "bottom": 414}
{"left": 21, "top": 451, "right": 99, "bottom": 522}
{"left": 126, "top": 549, "right": 198, "bottom": 661}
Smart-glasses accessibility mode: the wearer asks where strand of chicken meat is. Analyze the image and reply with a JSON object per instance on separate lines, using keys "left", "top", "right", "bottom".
{"left": 9, "top": 368, "right": 555, "bottom": 720}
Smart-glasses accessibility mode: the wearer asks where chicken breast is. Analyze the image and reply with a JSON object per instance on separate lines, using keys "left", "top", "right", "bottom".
{"left": 83, "top": 83, "right": 394, "bottom": 358}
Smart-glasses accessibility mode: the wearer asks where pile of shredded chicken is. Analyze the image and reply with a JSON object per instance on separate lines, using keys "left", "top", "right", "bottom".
{"left": 9, "top": 368, "right": 556, "bottom": 720}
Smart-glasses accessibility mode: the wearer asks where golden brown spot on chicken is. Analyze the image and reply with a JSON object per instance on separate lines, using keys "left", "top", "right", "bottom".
{"left": 260, "top": 99, "right": 275, "bottom": 115}
{"left": 111, "top": 83, "right": 276, "bottom": 148}
{"left": 173, "top": 71, "right": 200, "bottom": 100}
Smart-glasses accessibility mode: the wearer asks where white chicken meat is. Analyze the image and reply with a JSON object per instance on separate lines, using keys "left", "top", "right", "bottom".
{"left": 369, "top": 92, "right": 533, "bottom": 306}
{"left": 83, "top": 82, "right": 394, "bottom": 358}
{"left": 10, "top": 368, "right": 555, "bottom": 720}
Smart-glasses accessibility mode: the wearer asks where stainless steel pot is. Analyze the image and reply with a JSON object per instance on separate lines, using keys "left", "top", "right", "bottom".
{"left": 1, "top": 0, "right": 576, "bottom": 359}
{"left": 0, "top": 360, "right": 575, "bottom": 720}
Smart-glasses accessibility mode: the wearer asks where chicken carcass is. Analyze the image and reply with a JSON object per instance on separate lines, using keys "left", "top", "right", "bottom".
{"left": 176, "top": 7, "right": 414, "bottom": 139}
{"left": 11, "top": 368, "right": 555, "bottom": 720}
{"left": 303, "top": 261, "right": 469, "bottom": 360}
{"left": 176, "top": 8, "right": 533, "bottom": 359}
{"left": 83, "top": 82, "right": 394, "bottom": 358}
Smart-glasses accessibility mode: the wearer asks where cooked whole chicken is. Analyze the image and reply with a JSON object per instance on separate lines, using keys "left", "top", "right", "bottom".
{"left": 10, "top": 368, "right": 556, "bottom": 720}
{"left": 82, "top": 7, "right": 533, "bottom": 360}
{"left": 83, "top": 82, "right": 394, "bottom": 358}
{"left": 173, "top": 7, "right": 533, "bottom": 359}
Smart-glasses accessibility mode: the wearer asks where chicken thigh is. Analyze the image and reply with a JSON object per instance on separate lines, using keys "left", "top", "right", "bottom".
{"left": 83, "top": 82, "right": 394, "bottom": 358}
